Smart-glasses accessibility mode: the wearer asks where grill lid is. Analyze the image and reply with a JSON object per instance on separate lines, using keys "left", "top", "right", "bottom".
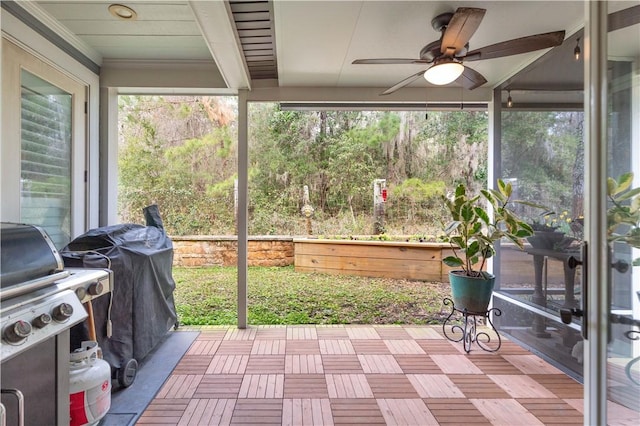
{"left": 0, "top": 222, "right": 64, "bottom": 289}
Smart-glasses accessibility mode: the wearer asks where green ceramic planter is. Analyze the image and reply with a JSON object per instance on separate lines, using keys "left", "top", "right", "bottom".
{"left": 448, "top": 271, "right": 496, "bottom": 313}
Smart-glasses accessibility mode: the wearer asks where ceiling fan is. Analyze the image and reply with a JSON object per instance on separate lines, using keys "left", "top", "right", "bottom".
{"left": 352, "top": 7, "right": 566, "bottom": 95}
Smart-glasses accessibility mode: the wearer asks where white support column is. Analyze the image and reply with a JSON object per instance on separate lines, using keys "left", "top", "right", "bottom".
{"left": 237, "top": 89, "right": 249, "bottom": 329}
{"left": 99, "top": 87, "right": 119, "bottom": 226}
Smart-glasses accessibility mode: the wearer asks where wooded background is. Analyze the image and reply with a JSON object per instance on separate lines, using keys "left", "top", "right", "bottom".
{"left": 118, "top": 96, "right": 583, "bottom": 237}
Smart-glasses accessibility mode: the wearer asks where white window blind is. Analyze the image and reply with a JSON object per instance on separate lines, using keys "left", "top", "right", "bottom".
{"left": 20, "top": 70, "right": 72, "bottom": 248}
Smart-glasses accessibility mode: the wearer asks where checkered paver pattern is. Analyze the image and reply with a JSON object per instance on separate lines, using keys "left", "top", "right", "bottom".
{"left": 137, "top": 325, "right": 586, "bottom": 425}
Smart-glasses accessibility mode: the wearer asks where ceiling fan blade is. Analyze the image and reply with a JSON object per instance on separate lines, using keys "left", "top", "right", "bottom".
{"left": 608, "top": 4, "right": 640, "bottom": 32}
{"left": 464, "top": 30, "right": 565, "bottom": 61}
{"left": 441, "top": 7, "right": 486, "bottom": 55}
{"left": 352, "top": 58, "right": 430, "bottom": 65}
{"left": 380, "top": 70, "right": 426, "bottom": 95}
{"left": 458, "top": 66, "right": 487, "bottom": 90}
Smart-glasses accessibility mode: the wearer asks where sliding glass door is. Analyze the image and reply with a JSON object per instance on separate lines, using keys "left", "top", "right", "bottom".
{"left": 491, "top": 2, "right": 639, "bottom": 423}
{"left": 599, "top": 1, "right": 640, "bottom": 423}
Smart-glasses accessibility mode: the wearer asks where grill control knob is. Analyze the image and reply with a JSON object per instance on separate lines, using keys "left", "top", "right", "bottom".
{"left": 75, "top": 287, "right": 87, "bottom": 301}
{"left": 4, "top": 320, "right": 32, "bottom": 343}
{"left": 52, "top": 303, "right": 74, "bottom": 322}
{"left": 87, "top": 281, "right": 104, "bottom": 296}
{"left": 32, "top": 313, "right": 52, "bottom": 329}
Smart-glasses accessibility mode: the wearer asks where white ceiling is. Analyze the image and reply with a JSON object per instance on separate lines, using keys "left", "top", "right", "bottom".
{"left": 36, "top": 1, "right": 211, "bottom": 60}
{"left": 24, "top": 0, "right": 640, "bottom": 102}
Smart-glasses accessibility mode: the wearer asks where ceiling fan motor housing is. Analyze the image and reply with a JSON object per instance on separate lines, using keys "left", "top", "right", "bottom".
{"left": 419, "top": 41, "right": 442, "bottom": 62}
{"left": 431, "top": 12, "right": 453, "bottom": 32}
{"left": 420, "top": 41, "right": 469, "bottom": 62}
{"left": 425, "top": 12, "right": 469, "bottom": 60}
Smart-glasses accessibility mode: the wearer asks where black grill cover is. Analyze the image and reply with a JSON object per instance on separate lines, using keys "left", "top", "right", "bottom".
{"left": 62, "top": 205, "right": 177, "bottom": 368}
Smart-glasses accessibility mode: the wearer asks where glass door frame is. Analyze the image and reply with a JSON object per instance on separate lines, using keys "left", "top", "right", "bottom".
{"left": 583, "top": 2, "right": 608, "bottom": 423}
{"left": 584, "top": 1, "right": 640, "bottom": 423}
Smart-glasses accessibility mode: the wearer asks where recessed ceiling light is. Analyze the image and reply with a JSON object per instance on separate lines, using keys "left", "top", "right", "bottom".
{"left": 108, "top": 4, "right": 137, "bottom": 20}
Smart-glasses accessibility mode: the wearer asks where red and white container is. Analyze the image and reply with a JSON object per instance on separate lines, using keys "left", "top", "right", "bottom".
{"left": 69, "top": 341, "right": 111, "bottom": 426}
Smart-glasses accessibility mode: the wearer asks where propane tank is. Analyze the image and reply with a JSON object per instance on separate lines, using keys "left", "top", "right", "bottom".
{"left": 69, "top": 341, "right": 111, "bottom": 426}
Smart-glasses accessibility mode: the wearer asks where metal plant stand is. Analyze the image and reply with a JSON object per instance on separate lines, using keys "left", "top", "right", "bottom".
{"left": 610, "top": 312, "right": 640, "bottom": 385}
{"left": 442, "top": 297, "right": 502, "bottom": 353}
{"left": 624, "top": 330, "right": 640, "bottom": 385}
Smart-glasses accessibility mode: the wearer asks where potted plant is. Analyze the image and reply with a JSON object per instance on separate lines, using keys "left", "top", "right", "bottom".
{"left": 607, "top": 172, "right": 640, "bottom": 266}
{"left": 527, "top": 210, "right": 568, "bottom": 250}
{"left": 441, "top": 179, "right": 536, "bottom": 313}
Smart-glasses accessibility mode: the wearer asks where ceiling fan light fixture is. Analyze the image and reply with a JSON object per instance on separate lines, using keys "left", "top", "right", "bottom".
{"left": 424, "top": 59, "right": 464, "bottom": 85}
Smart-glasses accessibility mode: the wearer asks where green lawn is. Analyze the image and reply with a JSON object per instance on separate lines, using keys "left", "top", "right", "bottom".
{"left": 173, "top": 266, "right": 451, "bottom": 325}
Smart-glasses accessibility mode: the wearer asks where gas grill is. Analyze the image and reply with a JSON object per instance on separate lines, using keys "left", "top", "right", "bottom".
{"left": 0, "top": 222, "right": 112, "bottom": 425}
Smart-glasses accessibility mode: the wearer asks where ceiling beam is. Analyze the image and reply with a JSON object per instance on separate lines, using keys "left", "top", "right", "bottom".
{"left": 247, "top": 86, "right": 492, "bottom": 103}
{"left": 280, "top": 102, "right": 487, "bottom": 111}
{"left": 188, "top": 0, "right": 251, "bottom": 90}
{"left": 101, "top": 59, "right": 228, "bottom": 91}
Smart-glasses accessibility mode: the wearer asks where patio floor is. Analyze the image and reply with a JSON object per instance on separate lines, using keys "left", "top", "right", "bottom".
{"left": 134, "top": 324, "right": 594, "bottom": 425}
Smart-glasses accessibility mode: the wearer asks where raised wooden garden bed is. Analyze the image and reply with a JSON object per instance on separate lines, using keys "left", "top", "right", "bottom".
{"left": 294, "top": 238, "right": 455, "bottom": 282}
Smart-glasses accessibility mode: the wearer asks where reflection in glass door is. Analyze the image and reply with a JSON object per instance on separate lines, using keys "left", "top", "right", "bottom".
{"left": 603, "top": 1, "right": 640, "bottom": 422}
{"left": 494, "top": 109, "right": 585, "bottom": 380}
